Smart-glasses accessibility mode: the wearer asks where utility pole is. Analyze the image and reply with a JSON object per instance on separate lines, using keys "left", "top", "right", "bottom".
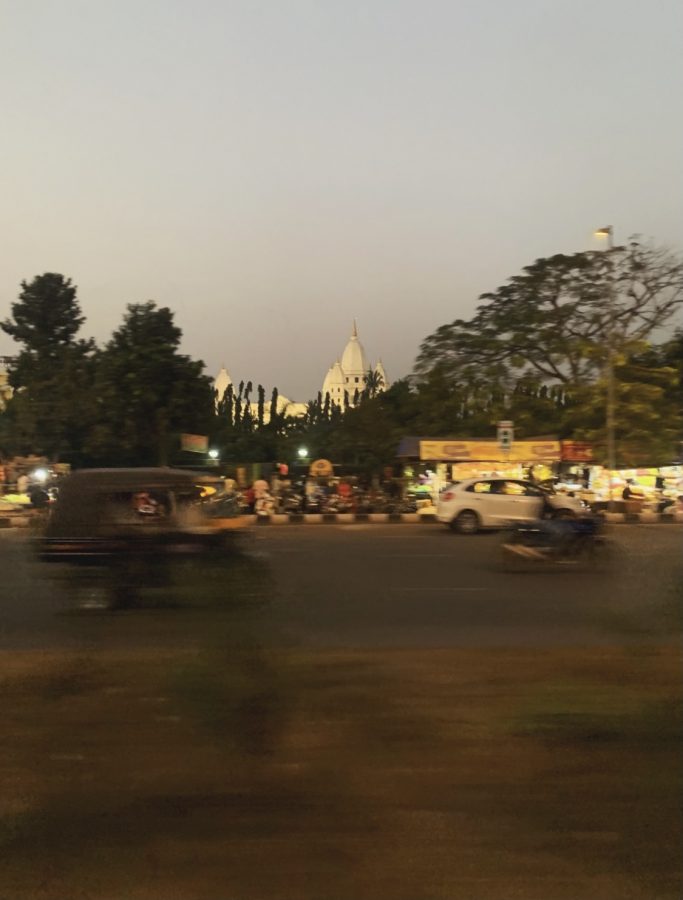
{"left": 595, "top": 226, "right": 616, "bottom": 510}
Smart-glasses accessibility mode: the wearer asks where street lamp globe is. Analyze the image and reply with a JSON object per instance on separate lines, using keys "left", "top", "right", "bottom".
{"left": 297, "top": 447, "right": 308, "bottom": 459}
{"left": 208, "top": 448, "right": 219, "bottom": 460}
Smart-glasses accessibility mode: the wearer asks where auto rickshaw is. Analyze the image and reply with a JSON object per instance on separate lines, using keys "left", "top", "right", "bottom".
{"left": 38, "top": 467, "right": 251, "bottom": 609}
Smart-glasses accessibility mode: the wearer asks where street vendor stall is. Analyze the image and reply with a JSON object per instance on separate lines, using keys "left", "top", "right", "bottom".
{"left": 588, "top": 464, "right": 683, "bottom": 510}
{"left": 398, "top": 437, "right": 563, "bottom": 503}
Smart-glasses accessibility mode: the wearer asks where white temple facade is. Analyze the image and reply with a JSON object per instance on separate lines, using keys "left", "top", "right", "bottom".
{"left": 321, "top": 321, "right": 388, "bottom": 407}
{"left": 213, "top": 365, "right": 307, "bottom": 423}
{"left": 213, "top": 322, "right": 388, "bottom": 421}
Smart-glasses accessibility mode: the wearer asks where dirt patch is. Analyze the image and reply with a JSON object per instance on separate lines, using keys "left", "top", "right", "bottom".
{"left": 0, "top": 644, "right": 681, "bottom": 900}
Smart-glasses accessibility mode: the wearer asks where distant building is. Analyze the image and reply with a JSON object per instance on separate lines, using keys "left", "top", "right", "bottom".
{"left": 321, "top": 321, "right": 388, "bottom": 407}
{"left": 213, "top": 321, "right": 388, "bottom": 421}
{"left": 213, "top": 365, "right": 307, "bottom": 423}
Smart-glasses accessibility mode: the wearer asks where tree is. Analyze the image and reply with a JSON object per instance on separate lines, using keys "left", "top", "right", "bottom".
{"left": 257, "top": 385, "right": 266, "bottom": 428}
{"left": 269, "top": 387, "right": 279, "bottom": 425}
{"left": 219, "top": 382, "right": 234, "bottom": 427}
{"left": 564, "top": 339, "right": 682, "bottom": 465}
{"left": 0, "top": 273, "right": 96, "bottom": 462}
{"left": 416, "top": 241, "right": 683, "bottom": 389}
{"left": 2, "top": 273, "right": 87, "bottom": 376}
{"left": 362, "top": 368, "right": 385, "bottom": 400}
{"left": 411, "top": 241, "right": 683, "bottom": 460}
{"left": 88, "top": 302, "right": 213, "bottom": 465}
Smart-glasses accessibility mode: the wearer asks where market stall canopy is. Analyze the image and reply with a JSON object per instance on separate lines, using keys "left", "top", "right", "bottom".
{"left": 419, "top": 440, "right": 561, "bottom": 463}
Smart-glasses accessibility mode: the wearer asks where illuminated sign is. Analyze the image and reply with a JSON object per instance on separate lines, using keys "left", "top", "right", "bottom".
{"left": 419, "top": 440, "right": 561, "bottom": 462}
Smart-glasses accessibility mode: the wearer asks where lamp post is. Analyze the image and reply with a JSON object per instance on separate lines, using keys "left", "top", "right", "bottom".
{"left": 595, "top": 226, "right": 616, "bottom": 510}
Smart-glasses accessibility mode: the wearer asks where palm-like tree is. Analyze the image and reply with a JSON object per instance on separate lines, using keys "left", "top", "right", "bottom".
{"left": 363, "top": 368, "right": 385, "bottom": 399}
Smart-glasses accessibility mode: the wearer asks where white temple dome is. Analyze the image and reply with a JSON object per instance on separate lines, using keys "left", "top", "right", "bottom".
{"left": 322, "top": 360, "right": 346, "bottom": 401}
{"left": 339, "top": 321, "right": 368, "bottom": 377}
{"left": 374, "top": 359, "right": 387, "bottom": 383}
{"left": 319, "top": 322, "right": 388, "bottom": 407}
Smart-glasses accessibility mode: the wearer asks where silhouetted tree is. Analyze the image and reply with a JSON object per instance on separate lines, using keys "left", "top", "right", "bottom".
{"left": 0, "top": 273, "right": 96, "bottom": 462}
{"left": 257, "top": 385, "right": 266, "bottom": 427}
{"left": 88, "top": 302, "right": 213, "bottom": 465}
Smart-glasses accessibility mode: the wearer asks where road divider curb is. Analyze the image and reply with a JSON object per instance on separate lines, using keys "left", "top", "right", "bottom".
{"left": 247, "top": 513, "right": 437, "bottom": 525}
{"left": 1, "top": 510, "right": 681, "bottom": 530}
{"left": 244, "top": 511, "right": 681, "bottom": 525}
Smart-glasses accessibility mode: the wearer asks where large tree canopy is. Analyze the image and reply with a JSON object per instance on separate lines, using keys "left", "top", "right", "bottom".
{"left": 0, "top": 273, "right": 96, "bottom": 461}
{"left": 2, "top": 273, "right": 88, "bottom": 375}
{"left": 87, "top": 302, "right": 214, "bottom": 466}
{"left": 415, "top": 241, "right": 683, "bottom": 388}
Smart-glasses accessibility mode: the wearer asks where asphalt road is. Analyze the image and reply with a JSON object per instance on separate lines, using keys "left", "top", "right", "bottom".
{"left": 1, "top": 524, "right": 681, "bottom": 650}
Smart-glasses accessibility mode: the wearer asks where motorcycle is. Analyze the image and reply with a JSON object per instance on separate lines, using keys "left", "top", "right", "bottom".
{"left": 281, "top": 491, "right": 304, "bottom": 514}
{"left": 305, "top": 489, "right": 326, "bottom": 513}
{"left": 254, "top": 493, "right": 275, "bottom": 518}
{"left": 500, "top": 515, "right": 612, "bottom": 570}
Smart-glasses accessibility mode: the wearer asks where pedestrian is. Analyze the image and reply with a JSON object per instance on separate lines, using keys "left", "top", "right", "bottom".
{"left": 622, "top": 479, "right": 640, "bottom": 501}
{"left": 244, "top": 484, "right": 256, "bottom": 513}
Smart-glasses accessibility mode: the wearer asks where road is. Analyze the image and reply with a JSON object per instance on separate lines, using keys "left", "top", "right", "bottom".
{"left": 1, "top": 524, "right": 681, "bottom": 650}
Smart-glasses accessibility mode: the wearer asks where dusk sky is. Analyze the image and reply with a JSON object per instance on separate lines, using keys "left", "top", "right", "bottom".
{"left": 1, "top": 0, "right": 681, "bottom": 400}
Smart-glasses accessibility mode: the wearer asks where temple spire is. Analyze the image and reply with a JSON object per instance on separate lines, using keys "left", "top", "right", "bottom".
{"left": 351, "top": 319, "right": 358, "bottom": 339}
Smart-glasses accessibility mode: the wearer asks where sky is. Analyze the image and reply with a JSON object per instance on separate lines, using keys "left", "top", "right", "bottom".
{"left": 1, "top": 0, "right": 682, "bottom": 400}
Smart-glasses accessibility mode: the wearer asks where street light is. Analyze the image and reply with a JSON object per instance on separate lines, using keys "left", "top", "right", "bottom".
{"left": 594, "top": 226, "right": 616, "bottom": 510}
{"left": 208, "top": 448, "right": 219, "bottom": 460}
{"left": 297, "top": 447, "right": 309, "bottom": 459}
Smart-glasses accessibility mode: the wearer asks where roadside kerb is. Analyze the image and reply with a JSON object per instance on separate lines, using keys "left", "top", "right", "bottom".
{"left": 2, "top": 511, "right": 681, "bottom": 530}
{"left": 248, "top": 513, "right": 434, "bottom": 525}
{"left": 245, "top": 511, "right": 682, "bottom": 525}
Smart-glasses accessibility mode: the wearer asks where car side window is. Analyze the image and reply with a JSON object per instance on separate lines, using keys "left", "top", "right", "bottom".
{"left": 522, "top": 484, "right": 544, "bottom": 497}
{"left": 467, "top": 481, "right": 492, "bottom": 493}
{"left": 499, "top": 481, "right": 525, "bottom": 495}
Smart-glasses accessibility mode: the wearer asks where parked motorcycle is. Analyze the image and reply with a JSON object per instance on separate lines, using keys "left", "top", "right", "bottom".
{"left": 281, "top": 491, "right": 304, "bottom": 514}
{"left": 305, "top": 489, "right": 326, "bottom": 513}
{"left": 322, "top": 495, "right": 354, "bottom": 513}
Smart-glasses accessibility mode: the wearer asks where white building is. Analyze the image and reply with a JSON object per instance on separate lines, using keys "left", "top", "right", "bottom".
{"left": 321, "top": 321, "right": 388, "bottom": 407}
{"left": 213, "top": 321, "right": 388, "bottom": 421}
{"left": 213, "top": 365, "right": 307, "bottom": 423}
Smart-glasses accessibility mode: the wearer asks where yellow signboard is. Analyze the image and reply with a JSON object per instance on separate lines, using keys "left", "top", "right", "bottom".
{"left": 180, "top": 433, "right": 209, "bottom": 453}
{"left": 419, "top": 440, "right": 561, "bottom": 463}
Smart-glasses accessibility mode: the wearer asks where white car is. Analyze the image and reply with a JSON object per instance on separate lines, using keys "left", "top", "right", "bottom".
{"left": 436, "top": 478, "right": 586, "bottom": 534}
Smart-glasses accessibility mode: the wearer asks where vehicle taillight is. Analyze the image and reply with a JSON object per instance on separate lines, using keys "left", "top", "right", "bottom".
{"left": 442, "top": 491, "right": 455, "bottom": 501}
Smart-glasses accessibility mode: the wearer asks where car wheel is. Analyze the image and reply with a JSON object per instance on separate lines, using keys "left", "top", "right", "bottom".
{"left": 553, "top": 509, "right": 575, "bottom": 520}
{"left": 454, "top": 509, "right": 480, "bottom": 534}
